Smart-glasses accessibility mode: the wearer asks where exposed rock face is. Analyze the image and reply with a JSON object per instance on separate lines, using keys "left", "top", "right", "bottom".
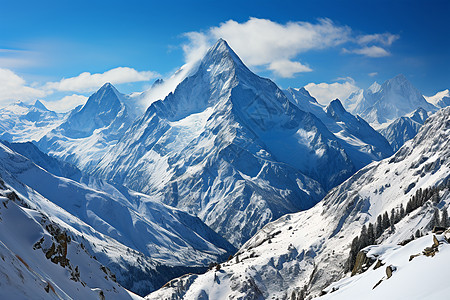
{"left": 351, "top": 251, "right": 376, "bottom": 276}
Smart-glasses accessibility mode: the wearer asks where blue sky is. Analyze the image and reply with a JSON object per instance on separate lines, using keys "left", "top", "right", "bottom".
{"left": 0, "top": 0, "right": 448, "bottom": 110}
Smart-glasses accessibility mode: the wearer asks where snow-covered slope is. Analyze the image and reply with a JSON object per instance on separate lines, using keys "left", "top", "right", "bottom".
{"left": 284, "top": 87, "right": 393, "bottom": 169}
{"left": 0, "top": 178, "right": 143, "bottom": 299}
{"left": 1, "top": 140, "right": 83, "bottom": 181}
{"left": 0, "top": 141, "right": 235, "bottom": 295}
{"left": 379, "top": 107, "right": 431, "bottom": 151}
{"left": 91, "top": 39, "right": 383, "bottom": 246}
{"left": 147, "top": 106, "right": 450, "bottom": 299}
{"left": 344, "top": 75, "right": 437, "bottom": 129}
{"left": 0, "top": 100, "right": 65, "bottom": 142}
{"left": 425, "top": 89, "right": 450, "bottom": 108}
{"left": 319, "top": 233, "right": 450, "bottom": 300}
{"left": 38, "top": 83, "right": 141, "bottom": 171}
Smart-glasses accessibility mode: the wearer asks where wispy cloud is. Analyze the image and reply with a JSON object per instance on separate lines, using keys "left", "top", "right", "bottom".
{"left": 350, "top": 46, "right": 391, "bottom": 57}
{"left": 368, "top": 72, "right": 378, "bottom": 77}
{"left": 45, "top": 67, "right": 159, "bottom": 92}
{"left": 357, "top": 33, "right": 399, "bottom": 46}
{"left": 0, "top": 48, "right": 43, "bottom": 69}
{"left": 342, "top": 33, "right": 399, "bottom": 58}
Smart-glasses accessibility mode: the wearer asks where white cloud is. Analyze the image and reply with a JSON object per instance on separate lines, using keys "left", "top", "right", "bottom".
{"left": 46, "top": 67, "right": 159, "bottom": 92}
{"left": 0, "top": 68, "right": 47, "bottom": 105}
{"left": 268, "top": 60, "right": 312, "bottom": 77}
{"left": 351, "top": 46, "right": 390, "bottom": 57}
{"left": 369, "top": 72, "right": 378, "bottom": 77}
{"left": 357, "top": 33, "right": 399, "bottom": 46}
{"left": 42, "top": 94, "right": 87, "bottom": 112}
{"left": 183, "top": 18, "right": 351, "bottom": 78}
{"left": 182, "top": 18, "right": 399, "bottom": 78}
{"left": 304, "top": 78, "right": 359, "bottom": 105}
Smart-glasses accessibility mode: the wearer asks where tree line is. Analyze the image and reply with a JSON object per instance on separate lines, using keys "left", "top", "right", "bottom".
{"left": 345, "top": 178, "right": 450, "bottom": 273}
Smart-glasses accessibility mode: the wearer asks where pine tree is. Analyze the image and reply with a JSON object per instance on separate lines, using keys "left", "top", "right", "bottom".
{"left": 359, "top": 225, "right": 368, "bottom": 249}
{"left": 368, "top": 223, "right": 375, "bottom": 245}
{"left": 382, "top": 212, "right": 390, "bottom": 230}
{"left": 415, "top": 229, "right": 421, "bottom": 238}
{"left": 406, "top": 199, "right": 412, "bottom": 214}
{"left": 390, "top": 209, "right": 396, "bottom": 231}
{"left": 376, "top": 215, "right": 383, "bottom": 238}
{"left": 400, "top": 204, "right": 405, "bottom": 219}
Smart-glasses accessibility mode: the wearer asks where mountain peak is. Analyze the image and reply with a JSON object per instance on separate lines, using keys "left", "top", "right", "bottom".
{"left": 386, "top": 74, "right": 411, "bottom": 87}
{"left": 201, "top": 38, "right": 246, "bottom": 70}
{"left": 368, "top": 81, "right": 381, "bottom": 93}
{"left": 98, "top": 82, "right": 116, "bottom": 92}
{"left": 326, "top": 99, "right": 346, "bottom": 116}
{"left": 33, "top": 100, "right": 48, "bottom": 111}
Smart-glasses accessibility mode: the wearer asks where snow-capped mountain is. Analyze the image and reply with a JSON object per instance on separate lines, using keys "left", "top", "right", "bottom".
{"left": 344, "top": 75, "right": 437, "bottom": 129}
{"left": 147, "top": 106, "right": 450, "bottom": 299}
{"left": 379, "top": 107, "right": 431, "bottom": 151}
{"left": 344, "top": 82, "right": 381, "bottom": 115}
{"left": 0, "top": 141, "right": 235, "bottom": 296}
{"left": 38, "top": 83, "right": 141, "bottom": 171}
{"left": 89, "top": 39, "right": 394, "bottom": 247}
{"left": 425, "top": 89, "right": 450, "bottom": 108}
{"left": 284, "top": 87, "right": 393, "bottom": 169}
{"left": 0, "top": 100, "right": 65, "bottom": 142}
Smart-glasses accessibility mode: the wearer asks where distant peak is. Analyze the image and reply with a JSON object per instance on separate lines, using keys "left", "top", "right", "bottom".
{"left": 368, "top": 82, "right": 381, "bottom": 93}
{"left": 287, "top": 87, "right": 318, "bottom": 104}
{"left": 152, "top": 79, "right": 164, "bottom": 88}
{"left": 388, "top": 74, "right": 409, "bottom": 86}
{"left": 14, "top": 100, "right": 26, "bottom": 106}
{"left": 33, "top": 100, "right": 48, "bottom": 111}
{"left": 393, "top": 74, "right": 407, "bottom": 80}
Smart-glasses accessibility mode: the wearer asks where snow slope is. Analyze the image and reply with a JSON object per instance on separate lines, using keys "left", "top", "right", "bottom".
{"left": 0, "top": 142, "right": 235, "bottom": 295}
{"left": 92, "top": 39, "right": 393, "bottom": 247}
{"left": 147, "top": 106, "right": 450, "bottom": 299}
{"left": 0, "top": 100, "right": 65, "bottom": 142}
{"left": 0, "top": 178, "right": 143, "bottom": 299}
{"left": 319, "top": 234, "right": 450, "bottom": 300}
{"left": 1, "top": 140, "right": 83, "bottom": 181}
{"left": 425, "top": 89, "right": 450, "bottom": 108}
{"left": 38, "top": 83, "right": 141, "bottom": 171}
{"left": 344, "top": 75, "right": 437, "bottom": 129}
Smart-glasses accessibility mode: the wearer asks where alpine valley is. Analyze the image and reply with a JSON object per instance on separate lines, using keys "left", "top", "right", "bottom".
{"left": 0, "top": 39, "right": 448, "bottom": 300}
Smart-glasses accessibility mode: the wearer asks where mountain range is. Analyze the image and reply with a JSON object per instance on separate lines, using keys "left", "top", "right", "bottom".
{"left": 0, "top": 38, "right": 448, "bottom": 298}
{"left": 88, "top": 39, "right": 393, "bottom": 246}
{"left": 147, "top": 105, "right": 450, "bottom": 300}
